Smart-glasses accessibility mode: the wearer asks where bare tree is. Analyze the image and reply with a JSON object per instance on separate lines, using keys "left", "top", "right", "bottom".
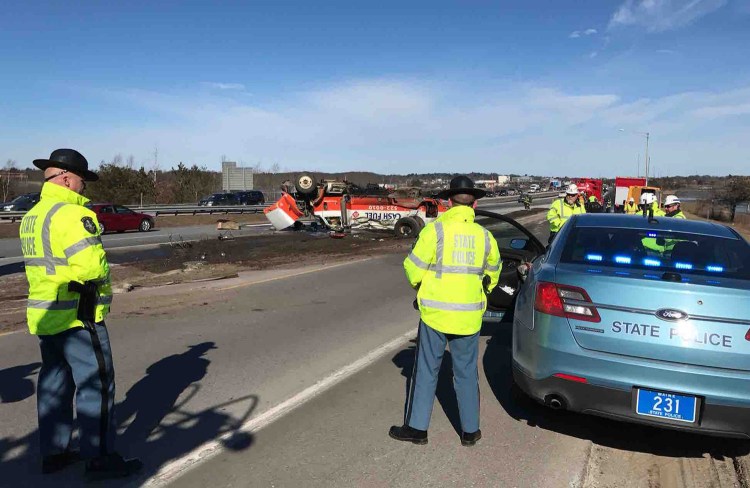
{"left": 269, "top": 162, "right": 281, "bottom": 174}
{"left": 126, "top": 154, "right": 135, "bottom": 169}
{"left": 1, "top": 159, "right": 18, "bottom": 202}
{"left": 112, "top": 153, "right": 124, "bottom": 166}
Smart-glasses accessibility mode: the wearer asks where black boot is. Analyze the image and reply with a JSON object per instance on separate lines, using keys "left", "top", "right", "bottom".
{"left": 41, "top": 450, "right": 81, "bottom": 474}
{"left": 85, "top": 453, "right": 143, "bottom": 480}
{"left": 461, "top": 429, "right": 482, "bottom": 446}
{"left": 389, "top": 425, "right": 428, "bottom": 445}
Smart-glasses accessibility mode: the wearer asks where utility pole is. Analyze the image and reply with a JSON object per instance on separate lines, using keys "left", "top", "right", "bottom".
{"left": 644, "top": 132, "right": 650, "bottom": 186}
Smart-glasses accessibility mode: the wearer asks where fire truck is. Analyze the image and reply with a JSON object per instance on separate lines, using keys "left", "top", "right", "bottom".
{"left": 264, "top": 173, "right": 449, "bottom": 237}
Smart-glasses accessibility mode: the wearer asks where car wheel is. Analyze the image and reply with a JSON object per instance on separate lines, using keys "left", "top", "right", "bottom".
{"left": 139, "top": 219, "right": 152, "bottom": 232}
{"left": 295, "top": 173, "right": 318, "bottom": 197}
{"left": 394, "top": 217, "right": 420, "bottom": 238}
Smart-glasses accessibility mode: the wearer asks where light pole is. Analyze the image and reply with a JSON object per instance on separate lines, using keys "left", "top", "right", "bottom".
{"left": 619, "top": 129, "right": 651, "bottom": 185}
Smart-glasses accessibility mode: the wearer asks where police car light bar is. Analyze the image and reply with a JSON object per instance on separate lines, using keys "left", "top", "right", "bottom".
{"left": 614, "top": 255, "right": 632, "bottom": 264}
{"left": 674, "top": 262, "right": 693, "bottom": 270}
{"left": 643, "top": 258, "right": 661, "bottom": 267}
{"left": 706, "top": 265, "right": 724, "bottom": 273}
{"left": 585, "top": 254, "right": 603, "bottom": 262}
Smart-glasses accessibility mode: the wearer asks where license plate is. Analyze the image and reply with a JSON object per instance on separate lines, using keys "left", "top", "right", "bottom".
{"left": 635, "top": 388, "right": 697, "bottom": 423}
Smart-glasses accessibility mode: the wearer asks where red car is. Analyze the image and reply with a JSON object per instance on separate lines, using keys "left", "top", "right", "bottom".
{"left": 87, "top": 203, "right": 155, "bottom": 234}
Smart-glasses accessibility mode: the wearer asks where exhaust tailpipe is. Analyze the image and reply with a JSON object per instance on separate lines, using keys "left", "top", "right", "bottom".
{"left": 545, "top": 394, "right": 566, "bottom": 410}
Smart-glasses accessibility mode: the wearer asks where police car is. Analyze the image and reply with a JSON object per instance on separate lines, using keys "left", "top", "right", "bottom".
{"left": 511, "top": 213, "right": 750, "bottom": 437}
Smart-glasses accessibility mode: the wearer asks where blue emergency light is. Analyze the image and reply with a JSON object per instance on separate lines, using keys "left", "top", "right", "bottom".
{"left": 674, "top": 262, "right": 693, "bottom": 270}
{"left": 643, "top": 258, "right": 661, "bottom": 267}
{"left": 706, "top": 265, "right": 724, "bottom": 273}
{"left": 614, "top": 255, "right": 632, "bottom": 264}
{"left": 585, "top": 254, "right": 603, "bottom": 262}
{"left": 647, "top": 232, "right": 657, "bottom": 238}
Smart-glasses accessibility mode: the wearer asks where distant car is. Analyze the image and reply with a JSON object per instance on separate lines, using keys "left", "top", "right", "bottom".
{"left": 499, "top": 189, "right": 509, "bottom": 196}
{"left": 2, "top": 193, "right": 40, "bottom": 212}
{"left": 513, "top": 214, "right": 750, "bottom": 438}
{"left": 87, "top": 204, "right": 154, "bottom": 233}
{"left": 233, "top": 190, "right": 265, "bottom": 205}
{"left": 198, "top": 193, "right": 239, "bottom": 207}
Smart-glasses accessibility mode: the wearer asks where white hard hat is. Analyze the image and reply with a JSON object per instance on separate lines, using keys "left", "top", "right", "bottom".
{"left": 640, "top": 193, "right": 654, "bottom": 205}
{"left": 664, "top": 195, "right": 680, "bottom": 206}
{"left": 628, "top": 197, "right": 635, "bottom": 202}
{"left": 565, "top": 184, "right": 579, "bottom": 195}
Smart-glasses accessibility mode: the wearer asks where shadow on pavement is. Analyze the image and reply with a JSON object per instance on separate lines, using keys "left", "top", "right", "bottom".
{"left": 392, "top": 340, "right": 463, "bottom": 436}
{"left": 0, "top": 342, "right": 257, "bottom": 487}
{"left": 481, "top": 312, "right": 750, "bottom": 460}
{"left": 0, "top": 362, "right": 41, "bottom": 403}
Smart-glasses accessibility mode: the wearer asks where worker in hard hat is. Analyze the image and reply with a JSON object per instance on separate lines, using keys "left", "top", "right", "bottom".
{"left": 663, "top": 195, "right": 686, "bottom": 219}
{"left": 546, "top": 183, "right": 585, "bottom": 244}
{"left": 624, "top": 197, "right": 638, "bottom": 215}
{"left": 639, "top": 193, "right": 663, "bottom": 217}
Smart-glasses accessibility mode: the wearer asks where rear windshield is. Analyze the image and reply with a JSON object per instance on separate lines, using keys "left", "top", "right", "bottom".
{"left": 560, "top": 227, "right": 750, "bottom": 280}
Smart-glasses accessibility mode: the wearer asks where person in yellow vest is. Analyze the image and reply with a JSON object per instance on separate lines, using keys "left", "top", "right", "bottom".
{"left": 20, "top": 149, "right": 142, "bottom": 480}
{"left": 663, "top": 195, "right": 686, "bottom": 219}
{"left": 640, "top": 193, "right": 664, "bottom": 217}
{"left": 390, "top": 175, "right": 501, "bottom": 447}
{"left": 624, "top": 197, "right": 639, "bottom": 214}
{"left": 546, "top": 183, "right": 586, "bottom": 244}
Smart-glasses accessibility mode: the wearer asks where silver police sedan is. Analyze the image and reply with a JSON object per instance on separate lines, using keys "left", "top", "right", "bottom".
{"left": 511, "top": 214, "right": 750, "bottom": 438}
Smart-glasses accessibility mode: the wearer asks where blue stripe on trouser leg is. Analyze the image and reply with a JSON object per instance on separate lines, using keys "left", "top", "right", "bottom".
{"left": 37, "top": 334, "right": 76, "bottom": 456}
{"left": 404, "top": 320, "right": 447, "bottom": 431}
{"left": 60, "top": 324, "right": 117, "bottom": 457}
{"left": 448, "top": 331, "right": 480, "bottom": 433}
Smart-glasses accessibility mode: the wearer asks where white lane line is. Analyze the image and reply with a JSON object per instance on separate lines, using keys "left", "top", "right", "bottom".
{"left": 141, "top": 328, "right": 415, "bottom": 487}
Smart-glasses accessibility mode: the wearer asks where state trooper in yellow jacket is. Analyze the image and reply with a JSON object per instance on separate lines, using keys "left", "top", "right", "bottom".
{"left": 546, "top": 183, "right": 586, "bottom": 244}
{"left": 20, "top": 149, "right": 141, "bottom": 479}
{"left": 389, "top": 176, "right": 501, "bottom": 447}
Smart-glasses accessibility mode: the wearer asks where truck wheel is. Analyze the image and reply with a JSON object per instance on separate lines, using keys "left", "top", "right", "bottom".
{"left": 295, "top": 173, "right": 317, "bottom": 197}
{"left": 394, "top": 217, "right": 420, "bottom": 238}
{"left": 412, "top": 216, "right": 425, "bottom": 230}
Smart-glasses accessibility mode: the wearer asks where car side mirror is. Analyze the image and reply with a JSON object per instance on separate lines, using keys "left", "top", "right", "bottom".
{"left": 510, "top": 238, "right": 527, "bottom": 250}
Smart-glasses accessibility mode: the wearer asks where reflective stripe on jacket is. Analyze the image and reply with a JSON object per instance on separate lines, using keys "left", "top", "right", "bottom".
{"left": 546, "top": 198, "right": 586, "bottom": 233}
{"left": 20, "top": 183, "right": 112, "bottom": 335}
{"left": 403, "top": 205, "right": 501, "bottom": 336}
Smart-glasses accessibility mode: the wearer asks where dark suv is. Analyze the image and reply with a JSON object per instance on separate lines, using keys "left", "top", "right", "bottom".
{"left": 233, "top": 190, "right": 265, "bottom": 205}
{"left": 2, "top": 193, "right": 41, "bottom": 212}
{"left": 198, "top": 193, "right": 239, "bottom": 207}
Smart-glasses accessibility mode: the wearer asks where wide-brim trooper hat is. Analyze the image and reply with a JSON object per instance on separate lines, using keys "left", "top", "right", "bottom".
{"left": 437, "top": 175, "right": 487, "bottom": 199}
{"left": 33, "top": 148, "right": 99, "bottom": 182}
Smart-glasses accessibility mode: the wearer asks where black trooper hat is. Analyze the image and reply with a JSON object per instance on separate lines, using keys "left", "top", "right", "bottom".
{"left": 436, "top": 175, "right": 486, "bottom": 200}
{"left": 33, "top": 149, "right": 99, "bottom": 181}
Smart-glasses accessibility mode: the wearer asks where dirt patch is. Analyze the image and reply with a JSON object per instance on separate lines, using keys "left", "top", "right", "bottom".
{"left": 125, "top": 231, "right": 410, "bottom": 274}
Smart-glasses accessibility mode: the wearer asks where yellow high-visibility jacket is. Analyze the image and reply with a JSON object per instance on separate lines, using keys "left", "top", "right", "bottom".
{"left": 403, "top": 205, "right": 501, "bottom": 335}
{"left": 624, "top": 202, "right": 639, "bottom": 214}
{"left": 547, "top": 198, "right": 586, "bottom": 233}
{"left": 20, "top": 183, "right": 112, "bottom": 335}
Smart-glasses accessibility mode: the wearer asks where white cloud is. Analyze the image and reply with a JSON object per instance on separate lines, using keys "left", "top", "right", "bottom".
{"left": 4, "top": 80, "right": 749, "bottom": 176}
{"left": 609, "top": 0, "right": 727, "bottom": 32}
{"left": 569, "top": 28, "right": 598, "bottom": 38}
{"left": 201, "top": 82, "right": 246, "bottom": 91}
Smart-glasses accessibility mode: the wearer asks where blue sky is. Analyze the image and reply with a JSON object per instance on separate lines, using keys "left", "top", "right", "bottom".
{"left": 1, "top": 0, "right": 749, "bottom": 176}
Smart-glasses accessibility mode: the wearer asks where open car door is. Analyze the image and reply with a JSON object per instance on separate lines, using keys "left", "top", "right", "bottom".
{"left": 474, "top": 209, "right": 546, "bottom": 318}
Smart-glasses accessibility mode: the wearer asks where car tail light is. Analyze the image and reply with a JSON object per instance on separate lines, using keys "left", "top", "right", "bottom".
{"left": 746, "top": 328, "right": 750, "bottom": 342}
{"left": 534, "top": 281, "right": 601, "bottom": 323}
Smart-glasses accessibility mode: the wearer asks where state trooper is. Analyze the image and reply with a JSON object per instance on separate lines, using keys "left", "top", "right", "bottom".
{"left": 546, "top": 183, "right": 586, "bottom": 244}
{"left": 20, "top": 149, "right": 142, "bottom": 479}
{"left": 389, "top": 175, "right": 501, "bottom": 446}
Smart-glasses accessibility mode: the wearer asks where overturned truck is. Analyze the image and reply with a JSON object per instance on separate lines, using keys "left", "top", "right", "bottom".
{"left": 264, "top": 173, "right": 448, "bottom": 237}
